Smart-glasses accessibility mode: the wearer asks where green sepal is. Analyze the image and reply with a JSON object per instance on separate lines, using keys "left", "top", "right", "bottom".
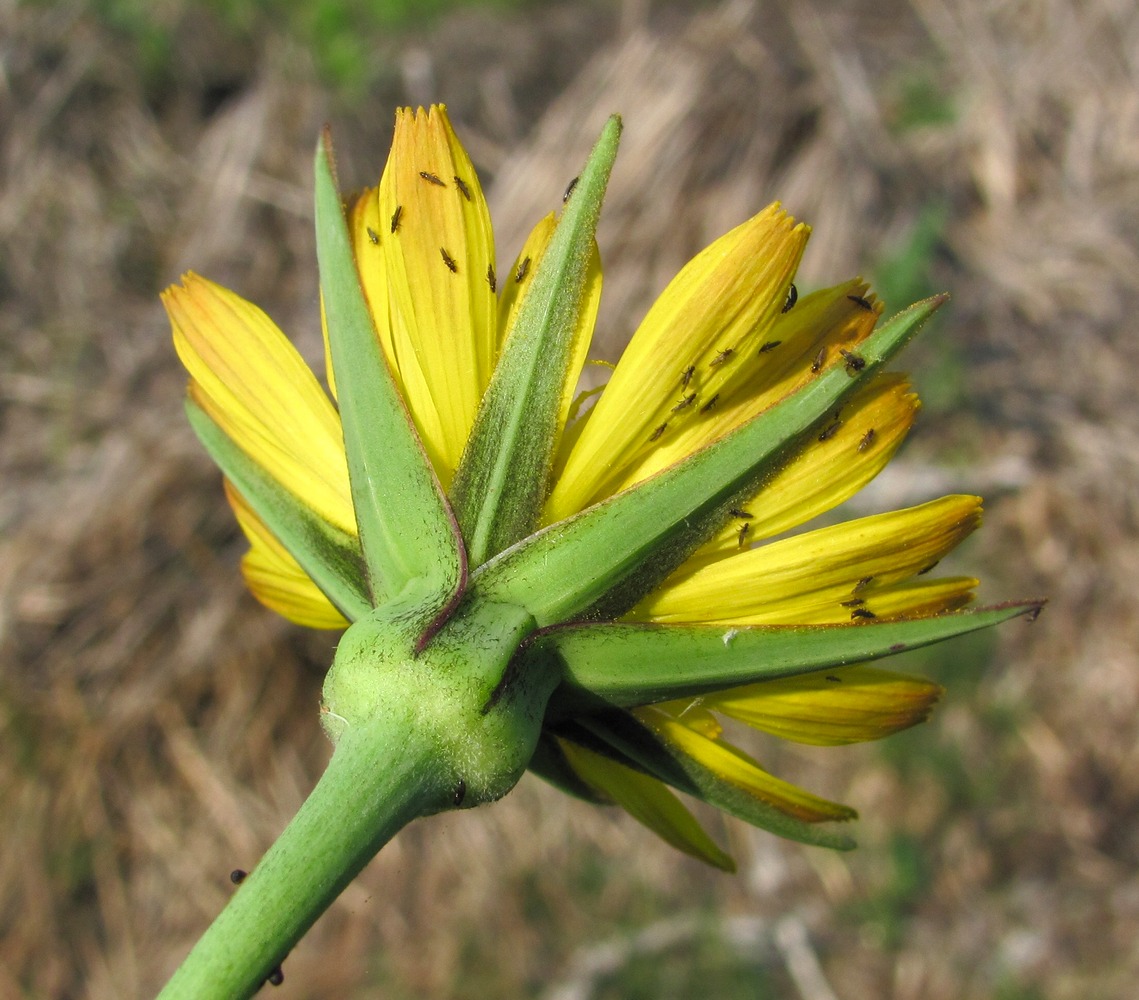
{"left": 536, "top": 601, "right": 1044, "bottom": 718}
{"left": 314, "top": 131, "right": 466, "bottom": 613}
{"left": 185, "top": 398, "right": 371, "bottom": 622}
{"left": 450, "top": 116, "right": 622, "bottom": 567}
{"left": 470, "top": 295, "right": 947, "bottom": 625}
{"left": 569, "top": 713, "right": 857, "bottom": 850}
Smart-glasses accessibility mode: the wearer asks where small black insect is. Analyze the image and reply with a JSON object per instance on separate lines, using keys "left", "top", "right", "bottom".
{"left": 453, "top": 175, "right": 472, "bottom": 200}
{"left": 649, "top": 422, "right": 668, "bottom": 442}
{"left": 847, "top": 294, "right": 874, "bottom": 311}
{"left": 390, "top": 205, "right": 403, "bottom": 234}
{"left": 853, "top": 575, "right": 874, "bottom": 593}
{"left": 672, "top": 393, "right": 697, "bottom": 412}
{"left": 825, "top": 675, "right": 842, "bottom": 683}
{"left": 267, "top": 966, "right": 284, "bottom": 987}
{"left": 230, "top": 869, "right": 247, "bottom": 885}
{"left": 858, "top": 428, "right": 877, "bottom": 453}
{"left": 515, "top": 256, "right": 531, "bottom": 282}
{"left": 440, "top": 247, "right": 458, "bottom": 273}
{"left": 709, "top": 347, "right": 734, "bottom": 367}
{"left": 486, "top": 264, "right": 497, "bottom": 293}
{"left": 917, "top": 560, "right": 940, "bottom": 575}
{"left": 453, "top": 779, "right": 467, "bottom": 807}
{"left": 818, "top": 420, "right": 842, "bottom": 442}
{"left": 680, "top": 364, "right": 696, "bottom": 388}
{"left": 730, "top": 508, "right": 753, "bottom": 519}
{"left": 782, "top": 283, "right": 798, "bottom": 313}
{"left": 811, "top": 346, "right": 827, "bottom": 373}
{"left": 840, "top": 598, "right": 865, "bottom": 608}
{"left": 563, "top": 176, "right": 579, "bottom": 202}
{"left": 759, "top": 340, "right": 782, "bottom": 354}
{"left": 700, "top": 393, "right": 719, "bottom": 413}
{"left": 419, "top": 170, "right": 446, "bottom": 186}
{"left": 1025, "top": 605, "right": 1043, "bottom": 623}
{"left": 366, "top": 226, "right": 380, "bottom": 245}
{"left": 890, "top": 642, "right": 907, "bottom": 652}
{"left": 840, "top": 348, "right": 866, "bottom": 374}
{"left": 737, "top": 522, "right": 752, "bottom": 548}
{"left": 851, "top": 608, "right": 877, "bottom": 620}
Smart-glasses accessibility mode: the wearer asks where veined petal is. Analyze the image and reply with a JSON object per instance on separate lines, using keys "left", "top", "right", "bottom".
{"left": 693, "top": 372, "right": 919, "bottom": 560}
{"left": 376, "top": 105, "right": 497, "bottom": 484}
{"left": 226, "top": 481, "right": 350, "bottom": 629}
{"left": 164, "top": 273, "right": 355, "bottom": 536}
{"left": 608, "top": 281, "right": 883, "bottom": 497}
{"left": 855, "top": 576, "right": 979, "bottom": 619}
{"left": 635, "top": 495, "right": 982, "bottom": 624}
{"left": 633, "top": 705, "right": 856, "bottom": 823}
{"left": 546, "top": 204, "right": 809, "bottom": 521}
{"left": 557, "top": 739, "right": 735, "bottom": 871}
{"left": 698, "top": 666, "right": 943, "bottom": 745}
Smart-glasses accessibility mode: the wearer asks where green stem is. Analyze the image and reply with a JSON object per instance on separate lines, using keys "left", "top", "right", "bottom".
{"left": 158, "top": 717, "right": 449, "bottom": 999}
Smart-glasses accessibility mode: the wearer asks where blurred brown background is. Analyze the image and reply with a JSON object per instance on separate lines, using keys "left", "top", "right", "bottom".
{"left": 2, "top": 0, "right": 1137, "bottom": 996}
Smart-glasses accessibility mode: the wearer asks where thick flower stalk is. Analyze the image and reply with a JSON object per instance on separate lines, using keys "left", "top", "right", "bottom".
{"left": 159, "top": 106, "right": 1039, "bottom": 998}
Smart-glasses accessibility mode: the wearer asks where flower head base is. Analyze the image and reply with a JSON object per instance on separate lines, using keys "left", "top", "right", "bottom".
{"left": 164, "top": 105, "right": 1039, "bottom": 872}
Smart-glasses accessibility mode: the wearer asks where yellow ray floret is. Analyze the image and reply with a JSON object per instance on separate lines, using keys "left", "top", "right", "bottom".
{"left": 558, "top": 739, "right": 735, "bottom": 871}
{"left": 226, "top": 481, "right": 349, "bottom": 629}
{"left": 634, "top": 705, "right": 857, "bottom": 823}
{"left": 692, "top": 372, "right": 919, "bottom": 561}
{"left": 374, "top": 105, "right": 497, "bottom": 485}
{"left": 546, "top": 204, "right": 809, "bottom": 520}
{"left": 164, "top": 273, "right": 355, "bottom": 536}
{"left": 697, "top": 666, "right": 943, "bottom": 746}
{"left": 609, "top": 281, "right": 883, "bottom": 497}
{"left": 634, "top": 495, "right": 982, "bottom": 624}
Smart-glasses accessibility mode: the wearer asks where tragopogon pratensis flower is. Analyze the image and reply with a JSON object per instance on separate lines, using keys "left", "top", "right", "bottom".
{"left": 163, "top": 106, "right": 1038, "bottom": 877}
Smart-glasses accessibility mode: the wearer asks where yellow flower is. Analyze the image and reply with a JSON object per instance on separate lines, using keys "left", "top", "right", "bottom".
{"left": 164, "top": 106, "right": 993, "bottom": 870}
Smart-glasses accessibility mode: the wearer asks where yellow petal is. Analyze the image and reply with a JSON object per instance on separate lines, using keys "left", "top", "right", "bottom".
{"left": 635, "top": 495, "right": 982, "bottom": 624}
{"left": 376, "top": 105, "right": 497, "bottom": 484}
{"left": 225, "top": 482, "right": 349, "bottom": 630}
{"left": 855, "top": 576, "right": 979, "bottom": 619}
{"left": 694, "top": 372, "right": 919, "bottom": 560}
{"left": 547, "top": 204, "right": 808, "bottom": 521}
{"left": 700, "top": 666, "right": 943, "bottom": 745}
{"left": 557, "top": 739, "right": 736, "bottom": 871}
{"left": 609, "top": 281, "right": 883, "bottom": 497}
{"left": 634, "top": 706, "right": 856, "bottom": 823}
{"left": 164, "top": 273, "right": 355, "bottom": 535}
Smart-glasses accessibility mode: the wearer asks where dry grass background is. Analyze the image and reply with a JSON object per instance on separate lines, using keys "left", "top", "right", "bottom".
{"left": 1, "top": 0, "right": 1137, "bottom": 996}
